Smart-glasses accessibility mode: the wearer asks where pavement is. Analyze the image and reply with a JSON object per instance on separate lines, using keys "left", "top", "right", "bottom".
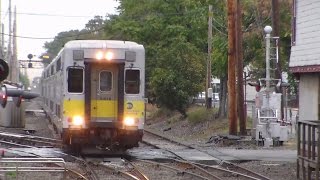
{"left": 129, "top": 147, "right": 297, "bottom": 164}
{"left": 206, "top": 148, "right": 297, "bottom": 162}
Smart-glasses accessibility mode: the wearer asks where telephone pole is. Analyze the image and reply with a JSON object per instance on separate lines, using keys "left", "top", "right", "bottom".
{"left": 12, "top": 6, "right": 18, "bottom": 82}
{"left": 0, "top": 0, "right": 3, "bottom": 59}
{"left": 272, "top": 0, "right": 284, "bottom": 120}
{"left": 206, "top": 5, "right": 213, "bottom": 109}
{"left": 236, "top": 0, "right": 245, "bottom": 135}
{"left": 7, "top": 0, "right": 12, "bottom": 81}
{"left": 227, "top": 0, "right": 237, "bottom": 135}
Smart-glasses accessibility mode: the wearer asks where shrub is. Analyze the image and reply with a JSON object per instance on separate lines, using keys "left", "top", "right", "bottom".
{"left": 187, "top": 107, "right": 216, "bottom": 124}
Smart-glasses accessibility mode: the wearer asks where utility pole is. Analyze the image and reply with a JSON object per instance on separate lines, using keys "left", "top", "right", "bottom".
{"left": 236, "top": 0, "right": 245, "bottom": 135}
{"left": 272, "top": 0, "right": 284, "bottom": 120}
{"left": 272, "top": 0, "right": 280, "bottom": 77}
{"left": 7, "top": 0, "right": 12, "bottom": 81}
{"left": 206, "top": 5, "right": 213, "bottom": 109}
{"left": 12, "top": 6, "right": 18, "bottom": 82}
{"left": 0, "top": 0, "right": 3, "bottom": 59}
{"left": 1, "top": 24, "right": 4, "bottom": 59}
{"left": 227, "top": 0, "right": 237, "bottom": 135}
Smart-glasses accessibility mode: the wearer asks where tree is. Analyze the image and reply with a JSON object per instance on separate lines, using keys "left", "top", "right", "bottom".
{"left": 106, "top": 0, "right": 208, "bottom": 116}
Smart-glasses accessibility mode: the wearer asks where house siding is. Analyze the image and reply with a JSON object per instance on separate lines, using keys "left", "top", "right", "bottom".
{"left": 290, "top": 0, "right": 320, "bottom": 68}
{"left": 298, "top": 74, "right": 319, "bottom": 120}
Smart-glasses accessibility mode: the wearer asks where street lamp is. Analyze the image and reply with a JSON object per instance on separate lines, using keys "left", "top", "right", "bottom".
{"left": 264, "top": 25, "right": 272, "bottom": 112}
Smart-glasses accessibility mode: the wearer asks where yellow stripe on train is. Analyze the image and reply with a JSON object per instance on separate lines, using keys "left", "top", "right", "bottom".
{"left": 63, "top": 99, "right": 145, "bottom": 118}
{"left": 63, "top": 99, "right": 85, "bottom": 117}
{"left": 91, "top": 100, "right": 117, "bottom": 117}
{"left": 124, "top": 100, "right": 145, "bottom": 118}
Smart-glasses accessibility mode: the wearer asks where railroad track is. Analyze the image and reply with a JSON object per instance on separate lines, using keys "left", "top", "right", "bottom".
{"left": 0, "top": 132, "right": 92, "bottom": 179}
{"left": 143, "top": 129, "right": 271, "bottom": 180}
{"left": 0, "top": 130, "right": 62, "bottom": 148}
{"left": 89, "top": 157, "right": 150, "bottom": 180}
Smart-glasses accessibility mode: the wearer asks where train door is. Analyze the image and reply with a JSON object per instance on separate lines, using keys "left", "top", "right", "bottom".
{"left": 90, "top": 64, "right": 118, "bottom": 123}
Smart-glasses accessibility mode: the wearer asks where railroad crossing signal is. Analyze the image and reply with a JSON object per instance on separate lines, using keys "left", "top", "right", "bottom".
{"left": 0, "top": 59, "right": 9, "bottom": 82}
{"left": 0, "top": 86, "right": 7, "bottom": 107}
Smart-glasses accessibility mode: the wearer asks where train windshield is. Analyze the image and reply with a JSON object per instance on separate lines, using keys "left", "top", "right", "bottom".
{"left": 125, "top": 69, "right": 140, "bottom": 94}
{"left": 67, "top": 68, "right": 83, "bottom": 93}
{"left": 100, "top": 71, "right": 112, "bottom": 92}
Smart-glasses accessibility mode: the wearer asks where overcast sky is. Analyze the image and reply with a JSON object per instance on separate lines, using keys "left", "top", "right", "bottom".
{"left": 1, "top": 0, "right": 119, "bottom": 81}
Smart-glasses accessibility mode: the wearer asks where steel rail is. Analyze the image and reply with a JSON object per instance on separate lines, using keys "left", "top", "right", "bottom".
{"left": 136, "top": 159, "right": 211, "bottom": 180}
{"left": 73, "top": 156, "right": 100, "bottom": 180}
{"left": 122, "top": 158, "right": 150, "bottom": 180}
{"left": 0, "top": 131, "right": 61, "bottom": 146}
{"left": 143, "top": 129, "right": 271, "bottom": 180}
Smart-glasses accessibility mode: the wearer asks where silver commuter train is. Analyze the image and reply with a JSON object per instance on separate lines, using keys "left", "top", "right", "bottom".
{"left": 41, "top": 40, "right": 145, "bottom": 151}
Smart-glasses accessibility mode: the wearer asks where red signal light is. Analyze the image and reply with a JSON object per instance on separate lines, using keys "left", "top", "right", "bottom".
{"left": 0, "top": 86, "right": 7, "bottom": 108}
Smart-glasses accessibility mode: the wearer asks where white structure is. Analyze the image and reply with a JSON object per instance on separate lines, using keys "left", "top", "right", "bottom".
{"left": 254, "top": 26, "right": 290, "bottom": 147}
{"left": 289, "top": 0, "right": 320, "bottom": 121}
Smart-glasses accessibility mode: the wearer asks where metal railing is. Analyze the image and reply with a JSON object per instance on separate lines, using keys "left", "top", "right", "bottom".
{"left": 0, "top": 157, "right": 66, "bottom": 179}
{"left": 297, "top": 120, "right": 320, "bottom": 180}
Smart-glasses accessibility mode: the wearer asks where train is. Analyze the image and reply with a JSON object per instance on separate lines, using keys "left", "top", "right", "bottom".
{"left": 40, "top": 40, "right": 145, "bottom": 152}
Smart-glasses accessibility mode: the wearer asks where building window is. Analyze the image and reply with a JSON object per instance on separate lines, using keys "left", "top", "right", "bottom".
{"left": 100, "top": 71, "right": 112, "bottom": 92}
{"left": 125, "top": 69, "right": 140, "bottom": 94}
{"left": 67, "top": 68, "right": 83, "bottom": 93}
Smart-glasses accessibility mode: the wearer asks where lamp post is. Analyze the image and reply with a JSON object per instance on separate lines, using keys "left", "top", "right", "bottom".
{"left": 264, "top": 25, "right": 272, "bottom": 113}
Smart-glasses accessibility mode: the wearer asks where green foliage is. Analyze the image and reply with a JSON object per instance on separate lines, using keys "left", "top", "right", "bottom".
{"left": 149, "top": 107, "right": 175, "bottom": 119}
{"left": 43, "top": 16, "right": 106, "bottom": 64}
{"left": 187, "top": 107, "right": 215, "bottom": 124}
{"left": 6, "top": 172, "right": 17, "bottom": 179}
{"left": 19, "top": 72, "right": 30, "bottom": 88}
{"left": 41, "top": 0, "right": 294, "bottom": 116}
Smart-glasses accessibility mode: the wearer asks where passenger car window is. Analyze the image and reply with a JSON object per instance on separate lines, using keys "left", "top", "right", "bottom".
{"left": 67, "top": 68, "right": 83, "bottom": 93}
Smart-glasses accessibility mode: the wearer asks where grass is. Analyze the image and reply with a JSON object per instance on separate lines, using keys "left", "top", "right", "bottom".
{"left": 147, "top": 103, "right": 255, "bottom": 134}
{"left": 187, "top": 107, "right": 217, "bottom": 124}
{"left": 6, "top": 172, "right": 17, "bottom": 179}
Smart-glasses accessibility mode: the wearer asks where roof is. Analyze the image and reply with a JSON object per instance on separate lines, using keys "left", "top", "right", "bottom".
{"left": 64, "top": 40, "right": 143, "bottom": 50}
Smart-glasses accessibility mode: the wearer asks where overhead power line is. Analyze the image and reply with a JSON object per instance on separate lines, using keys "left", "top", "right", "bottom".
{"left": 0, "top": 27, "right": 105, "bottom": 40}
{"left": 0, "top": 11, "right": 100, "bottom": 18}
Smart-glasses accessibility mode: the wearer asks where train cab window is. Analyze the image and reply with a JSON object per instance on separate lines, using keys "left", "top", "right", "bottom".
{"left": 99, "top": 71, "right": 112, "bottom": 92}
{"left": 125, "top": 70, "right": 140, "bottom": 94}
{"left": 67, "top": 68, "right": 83, "bottom": 93}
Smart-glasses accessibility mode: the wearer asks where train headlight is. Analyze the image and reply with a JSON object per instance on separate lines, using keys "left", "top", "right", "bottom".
{"left": 72, "top": 115, "right": 84, "bottom": 126}
{"left": 105, "top": 52, "right": 113, "bottom": 61}
{"left": 124, "top": 117, "right": 136, "bottom": 126}
{"left": 96, "top": 52, "right": 104, "bottom": 60}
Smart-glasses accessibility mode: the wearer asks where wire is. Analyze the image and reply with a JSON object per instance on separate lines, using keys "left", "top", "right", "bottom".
{"left": 0, "top": 27, "right": 104, "bottom": 40}
{"left": 0, "top": 11, "right": 102, "bottom": 18}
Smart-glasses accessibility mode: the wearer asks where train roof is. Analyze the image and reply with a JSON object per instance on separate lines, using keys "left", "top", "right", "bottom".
{"left": 64, "top": 40, "right": 144, "bottom": 50}
{"left": 42, "top": 40, "right": 144, "bottom": 73}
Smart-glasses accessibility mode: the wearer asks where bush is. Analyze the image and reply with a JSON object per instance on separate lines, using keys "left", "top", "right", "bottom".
{"left": 187, "top": 107, "right": 216, "bottom": 124}
{"left": 149, "top": 107, "right": 175, "bottom": 119}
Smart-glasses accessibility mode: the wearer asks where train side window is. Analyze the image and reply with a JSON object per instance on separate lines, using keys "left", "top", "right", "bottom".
{"left": 125, "top": 69, "right": 140, "bottom": 94}
{"left": 56, "top": 58, "right": 61, "bottom": 71}
{"left": 100, "top": 71, "right": 112, "bottom": 92}
{"left": 51, "top": 65, "right": 54, "bottom": 75}
{"left": 67, "top": 68, "right": 83, "bottom": 93}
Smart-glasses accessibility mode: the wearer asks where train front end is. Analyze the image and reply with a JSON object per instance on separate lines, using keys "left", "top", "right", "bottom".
{"left": 62, "top": 40, "right": 145, "bottom": 150}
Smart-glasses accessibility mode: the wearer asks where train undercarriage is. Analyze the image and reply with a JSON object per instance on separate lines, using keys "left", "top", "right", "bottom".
{"left": 61, "top": 128, "right": 143, "bottom": 154}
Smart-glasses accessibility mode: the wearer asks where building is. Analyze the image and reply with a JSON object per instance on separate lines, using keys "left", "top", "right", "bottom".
{"left": 289, "top": 0, "right": 320, "bottom": 178}
{"left": 289, "top": 0, "right": 320, "bottom": 121}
